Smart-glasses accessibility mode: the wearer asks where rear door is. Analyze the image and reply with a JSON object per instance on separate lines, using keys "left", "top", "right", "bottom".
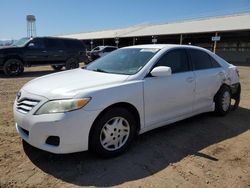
{"left": 187, "top": 49, "right": 223, "bottom": 112}
{"left": 63, "top": 39, "right": 83, "bottom": 59}
{"left": 143, "top": 48, "right": 195, "bottom": 127}
{"left": 44, "top": 38, "right": 66, "bottom": 64}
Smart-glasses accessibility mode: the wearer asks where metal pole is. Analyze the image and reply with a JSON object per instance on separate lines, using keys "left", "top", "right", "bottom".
{"left": 27, "top": 21, "right": 28, "bottom": 37}
{"left": 213, "top": 32, "right": 218, "bottom": 53}
{"left": 133, "top": 37, "right": 135, "bottom": 45}
{"left": 180, "top": 34, "right": 183, "bottom": 45}
{"left": 90, "top": 40, "right": 93, "bottom": 50}
{"left": 102, "top": 39, "right": 105, "bottom": 46}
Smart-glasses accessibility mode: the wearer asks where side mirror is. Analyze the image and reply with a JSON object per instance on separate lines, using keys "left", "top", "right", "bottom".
{"left": 28, "top": 43, "right": 35, "bottom": 48}
{"left": 150, "top": 66, "right": 172, "bottom": 77}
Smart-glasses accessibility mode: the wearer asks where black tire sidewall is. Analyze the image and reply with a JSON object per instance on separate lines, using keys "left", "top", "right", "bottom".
{"left": 214, "top": 86, "right": 231, "bottom": 116}
{"left": 3, "top": 59, "right": 24, "bottom": 76}
{"left": 89, "top": 107, "right": 137, "bottom": 158}
{"left": 65, "top": 57, "right": 79, "bottom": 70}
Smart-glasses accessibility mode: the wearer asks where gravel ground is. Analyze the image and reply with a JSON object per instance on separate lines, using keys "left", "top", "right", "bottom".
{"left": 0, "top": 65, "right": 249, "bottom": 188}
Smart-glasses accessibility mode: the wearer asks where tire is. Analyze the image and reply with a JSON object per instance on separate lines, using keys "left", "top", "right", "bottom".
{"left": 65, "top": 57, "right": 79, "bottom": 70}
{"left": 3, "top": 59, "right": 24, "bottom": 76}
{"left": 51, "top": 65, "right": 63, "bottom": 71}
{"left": 89, "top": 107, "right": 137, "bottom": 158}
{"left": 214, "top": 85, "right": 232, "bottom": 116}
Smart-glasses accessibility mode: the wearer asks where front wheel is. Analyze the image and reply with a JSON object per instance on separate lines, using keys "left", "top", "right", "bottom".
{"left": 214, "top": 86, "right": 232, "bottom": 116}
{"left": 89, "top": 107, "right": 137, "bottom": 158}
{"left": 3, "top": 59, "right": 24, "bottom": 76}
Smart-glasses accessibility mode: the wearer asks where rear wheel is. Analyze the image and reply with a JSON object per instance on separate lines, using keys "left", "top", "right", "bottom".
{"left": 214, "top": 86, "right": 232, "bottom": 116}
{"left": 3, "top": 59, "right": 24, "bottom": 76}
{"left": 65, "top": 57, "right": 79, "bottom": 70}
{"left": 89, "top": 107, "right": 137, "bottom": 158}
{"left": 51, "top": 65, "right": 63, "bottom": 71}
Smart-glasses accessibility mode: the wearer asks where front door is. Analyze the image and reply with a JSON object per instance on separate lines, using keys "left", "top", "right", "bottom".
{"left": 143, "top": 49, "right": 195, "bottom": 127}
{"left": 23, "top": 38, "right": 48, "bottom": 65}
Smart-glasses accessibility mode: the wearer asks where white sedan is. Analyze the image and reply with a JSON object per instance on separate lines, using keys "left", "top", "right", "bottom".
{"left": 13, "top": 44, "right": 241, "bottom": 157}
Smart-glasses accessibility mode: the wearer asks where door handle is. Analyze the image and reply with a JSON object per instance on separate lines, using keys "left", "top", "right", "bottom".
{"left": 42, "top": 50, "right": 47, "bottom": 53}
{"left": 186, "top": 77, "right": 194, "bottom": 83}
{"left": 58, "top": 50, "right": 64, "bottom": 53}
{"left": 218, "top": 71, "right": 224, "bottom": 76}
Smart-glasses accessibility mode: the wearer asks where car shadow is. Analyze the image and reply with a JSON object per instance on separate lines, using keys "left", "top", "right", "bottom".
{"left": 0, "top": 70, "right": 55, "bottom": 78}
{"left": 0, "top": 63, "right": 86, "bottom": 78}
{"left": 23, "top": 107, "right": 250, "bottom": 187}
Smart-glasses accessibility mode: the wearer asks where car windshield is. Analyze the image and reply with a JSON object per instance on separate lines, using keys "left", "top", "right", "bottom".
{"left": 12, "top": 37, "right": 30, "bottom": 47}
{"left": 86, "top": 48, "right": 160, "bottom": 75}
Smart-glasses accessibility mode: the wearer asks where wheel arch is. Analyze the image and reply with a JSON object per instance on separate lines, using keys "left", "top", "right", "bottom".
{"left": 214, "top": 83, "right": 231, "bottom": 101}
{"left": 88, "top": 102, "right": 141, "bottom": 147}
{"left": 4, "top": 55, "right": 24, "bottom": 65}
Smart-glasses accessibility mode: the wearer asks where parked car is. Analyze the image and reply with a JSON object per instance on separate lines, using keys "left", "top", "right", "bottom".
{"left": 13, "top": 44, "right": 241, "bottom": 157}
{"left": 0, "top": 37, "right": 87, "bottom": 76}
{"left": 87, "top": 46, "right": 117, "bottom": 62}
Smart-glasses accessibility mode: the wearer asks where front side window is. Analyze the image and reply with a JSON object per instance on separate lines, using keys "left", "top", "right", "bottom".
{"left": 155, "top": 49, "right": 189, "bottom": 73}
{"left": 29, "top": 38, "right": 45, "bottom": 49}
{"left": 189, "top": 49, "right": 213, "bottom": 70}
{"left": 86, "top": 48, "right": 159, "bottom": 75}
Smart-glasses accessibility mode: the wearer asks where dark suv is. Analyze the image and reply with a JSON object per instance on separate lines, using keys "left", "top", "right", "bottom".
{"left": 0, "top": 37, "right": 87, "bottom": 76}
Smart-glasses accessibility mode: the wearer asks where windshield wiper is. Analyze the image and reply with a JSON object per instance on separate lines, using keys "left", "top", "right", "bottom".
{"left": 93, "top": 68, "right": 109, "bottom": 73}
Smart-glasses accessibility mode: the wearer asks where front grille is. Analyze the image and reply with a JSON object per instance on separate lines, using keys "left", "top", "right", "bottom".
{"left": 16, "top": 98, "right": 40, "bottom": 114}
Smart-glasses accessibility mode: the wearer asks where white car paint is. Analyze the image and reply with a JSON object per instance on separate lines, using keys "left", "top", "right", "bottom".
{"left": 13, "top": 44, "right": 240, "bottom": 154}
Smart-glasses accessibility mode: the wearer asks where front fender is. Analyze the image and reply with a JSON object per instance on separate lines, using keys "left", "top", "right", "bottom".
{"left": 76, "top": 81, "right": 145, "bottom": 129}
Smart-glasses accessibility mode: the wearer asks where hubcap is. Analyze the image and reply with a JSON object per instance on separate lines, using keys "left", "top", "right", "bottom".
{"left": 222, "top": 91, "right": 231, "bottom": 111}
{"left": 7, "top": 61, "right": 21, "bottom": 74}
{"left": 100, "top": 117, "right": 130, "bottom": 151}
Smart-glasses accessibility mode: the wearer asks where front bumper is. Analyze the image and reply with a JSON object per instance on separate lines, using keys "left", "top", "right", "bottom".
{"left": 14, "top": 91, "right": 102, "bottom": 154}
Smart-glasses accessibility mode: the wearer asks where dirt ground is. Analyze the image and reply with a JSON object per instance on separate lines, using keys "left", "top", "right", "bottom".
{"left": 0, "top": 65, "right": 249, "bottom": 188}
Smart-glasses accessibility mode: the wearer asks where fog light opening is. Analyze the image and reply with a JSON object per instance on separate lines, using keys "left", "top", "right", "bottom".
{"left": 45, "top": 136, "right": 60, "bottom": 146}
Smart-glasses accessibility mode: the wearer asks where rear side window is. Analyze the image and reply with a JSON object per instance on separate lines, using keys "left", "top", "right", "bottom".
{"left": 189, "top": 49, "right": 213, "bottom": 70}
{"left": 63, "top": 40, "right": 84, "bottom": 49}
{"left": 155, "top": 49, "right": 190, "bottom": 73}
{"left": 210, "top": 56, "right": 221, "bottom": 68}
{"left": 44, "top": 39, "right": 64, "bottom": 49}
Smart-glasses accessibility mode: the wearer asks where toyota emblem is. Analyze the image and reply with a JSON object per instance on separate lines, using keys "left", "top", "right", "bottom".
{"left": 17, "top": 91, "right": 21, "bottom": 100}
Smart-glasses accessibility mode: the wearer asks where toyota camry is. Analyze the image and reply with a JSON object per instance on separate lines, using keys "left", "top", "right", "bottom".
{"left": 13, "top": 44, "right": 241, "bottom": 157}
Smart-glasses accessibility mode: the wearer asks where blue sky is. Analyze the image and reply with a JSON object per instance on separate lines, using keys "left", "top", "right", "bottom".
{"left": 0, "top": 0, "right": 250, "bottom": 39}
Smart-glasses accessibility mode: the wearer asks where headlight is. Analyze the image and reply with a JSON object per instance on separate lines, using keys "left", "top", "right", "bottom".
{"left": 35, "top": 98, "right": 91, "bottom": 115}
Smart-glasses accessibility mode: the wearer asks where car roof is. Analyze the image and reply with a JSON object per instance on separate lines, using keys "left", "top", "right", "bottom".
{"left": 124, "top": 44, "right": 208, "bottom": 51}
{"left": 32, "top": 36, "right": 79, "bottom": 41}
{"left": 96, "top": 46, "right": 117, "bottom": 48}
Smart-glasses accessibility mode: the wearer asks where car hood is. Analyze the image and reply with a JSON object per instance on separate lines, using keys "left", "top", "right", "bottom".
{"left": 0, "top": 46, "right": 22, "bottom": 52}
{"left": 22, "top": 68, "right": 129, "bottom": 99}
